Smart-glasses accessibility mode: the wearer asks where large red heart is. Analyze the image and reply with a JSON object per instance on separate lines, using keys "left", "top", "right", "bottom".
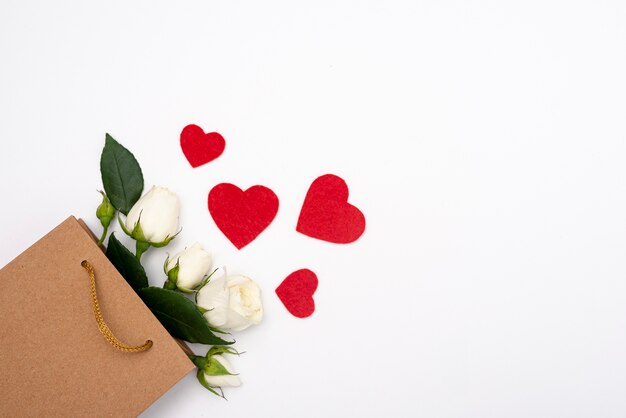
{"left": 296, "top": 174, "right": 366, "bottom": 243}
{"left": 180, "top": 124, "right": 225, "bottom": 168}
{"left": 276, "top": 269, "right": 318, "bottom": 318}
{"left": 208, "top": 183, "right": 279, "bottom": 249}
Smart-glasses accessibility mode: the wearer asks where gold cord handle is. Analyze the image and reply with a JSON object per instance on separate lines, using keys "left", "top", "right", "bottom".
{"left": 81, "top": 260, "right": 153, "bottom": 353}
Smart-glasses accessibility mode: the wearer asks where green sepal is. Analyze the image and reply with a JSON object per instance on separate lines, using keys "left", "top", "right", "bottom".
{"left": 96, "top": 191, "right": 115, "bottom": 228}
{"left": 163, "top": 259, "right": 198, "bottom": 292}
{"left": 118, "top": 211, "right": 148, "bottom": 243}
{"left": 204, "top": 356, "right": 238, "bottom": 377}
{"left": 166, "top": 260, "right": 180, "bottom": 284}
{"left": 100, "top": 134, "right": 144, "bottom": 215}
{"left": 163, "top": 279, "right": 177, "bottom": 290}
{"left": 207, "top": 346, "right": 241, "bottom": 357}
{"left": 118, "top": 212, "right": 139, "bottom": 239}
{"left": 163, "top": 255, "right": 171, "bottom": 275}
{"left": 195, "top": 268, "right": 219, "bottom": 294}
{"left": 208, "top": 326, "right": 230, "bottom": 335}
{"left": 119, "top": 212, "right": 180, "bottom": 248}
{"left": 149, "top": 231, "right": 180, "bottom": 248}
{"left": 130, "top": 215, "right": 148, "bottom": 242}
{"left": 196, "top": 369, "right": 224, "bottom": 398}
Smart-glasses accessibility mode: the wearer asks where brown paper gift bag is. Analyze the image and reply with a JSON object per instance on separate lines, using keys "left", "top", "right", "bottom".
{"left": 0, "top": 216, "right": 194, "bottom": 417}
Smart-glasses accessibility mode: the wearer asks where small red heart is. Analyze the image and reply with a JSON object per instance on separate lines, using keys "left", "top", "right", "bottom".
{"left": 180, "top": 124, "right": 225, "bottom": 168}
{"left": 297, "top": 174, "right": 366, "bottom": 243}
{"left": 276, "top": 269, "right": 318, "bottom": 318}
{"left": 208, "top": 183, "right": 279, "bottom": 249}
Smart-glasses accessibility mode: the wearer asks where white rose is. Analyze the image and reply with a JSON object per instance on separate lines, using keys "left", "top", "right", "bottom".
{"left": 124, "top": 186, "right": 180, "bottom": 245}
{"left": 196, "top": 271, "right": 263, "bottom": 331}
{"left": 165, "top": 243, "right": 212, "bottom": 292}
{"left": 203, "top": 354, "right": 241, "bottom": 388}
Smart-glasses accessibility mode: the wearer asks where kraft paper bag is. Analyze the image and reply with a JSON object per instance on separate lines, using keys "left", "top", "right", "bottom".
{"left": 0, "top": 216, "right": 194, "bottom": 417}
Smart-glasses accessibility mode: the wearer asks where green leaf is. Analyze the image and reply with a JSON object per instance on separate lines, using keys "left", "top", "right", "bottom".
{"left": 138, "top": 287, "right": 233, "bottom": 345}
{"left": 106, "top": 233, "right": 149, "bottom": 291}
{"left": 100, "top": 133, "right": 144, "bottom": 215}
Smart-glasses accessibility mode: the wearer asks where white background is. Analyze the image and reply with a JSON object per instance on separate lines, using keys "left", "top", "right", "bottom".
{"left": 1, "top": 1, "right": 626, "bottom": 417}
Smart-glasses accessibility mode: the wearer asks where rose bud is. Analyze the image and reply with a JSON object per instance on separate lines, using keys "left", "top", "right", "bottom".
{"left": 120, "top": 186, "right": 180, "bottom": 258}
{"left": 190, "top": 346, "right": 242, "bottom": 396}
{"left": 164, "top": 243, "right": 213, "bottom": 292}
{"left": 196, "top": 270, "right": 263, "bottom": 332}
{"left": 95, "top": 191, "right": 115, "bottom": 245}
{"left": 96, "top": 191, "right": 115, "bottom": 229}
{"left": 202, "top": 354, "right": 241, "bottom": 388}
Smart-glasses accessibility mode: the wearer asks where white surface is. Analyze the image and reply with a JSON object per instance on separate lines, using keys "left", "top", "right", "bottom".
{"left": 1, "top": 1, "right": 626, "bottom": 417}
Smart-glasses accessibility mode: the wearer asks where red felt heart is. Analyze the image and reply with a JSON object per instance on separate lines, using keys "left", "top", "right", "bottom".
{"left": 180, "top": 124, "right": 225, "bottom": 168}
{"left": 276, "top": 269, "right": 318, "bottom": 318}
{"left": 296, "top": 174, "right": 366, "bottom": 243}
{"left": 208, "top": 183, "right": 279, "bottom": 249}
